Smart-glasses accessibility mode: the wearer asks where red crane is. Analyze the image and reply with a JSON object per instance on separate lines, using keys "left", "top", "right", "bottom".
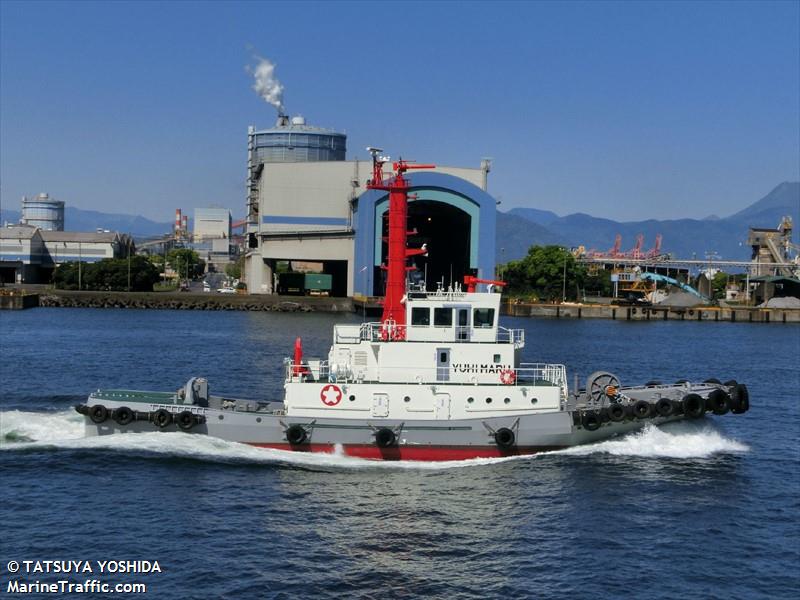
{"left": 463, "top": 275, "right": 507, "bottom": 293}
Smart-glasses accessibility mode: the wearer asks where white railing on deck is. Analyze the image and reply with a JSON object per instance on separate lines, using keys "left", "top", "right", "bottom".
{"left": 285, "top": 359, "right": 566, "bottom": 397}
{"left": 333, "top": 322, "right": 524, "bottom": 347}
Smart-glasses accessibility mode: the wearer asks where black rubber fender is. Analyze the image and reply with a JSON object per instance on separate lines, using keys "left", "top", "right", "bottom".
{"left": 645, "top": 380, "right": 662, "bottom": 387}
{"left": 494, "top": 427, "right": 516, "bottom": 448}
{"left": 607, "top": 403, "right": 626, "bottom": 423}
{"left": 706, "top": 389, "right": 731, "bottom": 415}
{"left": 89, "top": 404, "right": 109, "bottom": 424}
{"left": 152, "top": 408, "right": 173, "bottom": 428}
{"left": 581, "top": 411, "right": 602, "bottom": 431}
{"left": 682, "top": 393, "right": 705, "bottom": 418}
{"left": 74, "top": 404, "right": 89, "bottom": 415}
{"left": 724, "top": 379, "right": 738, "bottom": 388}
{"left": 704, "top": 378, "right": 722, "bottom": 384}
{"left": 655, "top": 397, "right": 674, "bottom": 417}
{"left": 633, "top": 400, "right": 652, "bottom": 419}
{"left": 285, "top": 424, "right": 308, "bottom": 445}
{"left": 176, "top": 410, "right": 196, "bottom": 431}
{"left": 731, "top": 383, "right": 750, "bottom": 414}
{"left": 375, "top": 427, "right": 397, "bottom": 448}
{"left": 112, "top": 406, "right": 134, "bottom": 426}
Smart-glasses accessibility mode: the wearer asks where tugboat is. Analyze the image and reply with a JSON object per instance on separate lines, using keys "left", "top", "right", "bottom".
{"left": 76, "top": 154, "right": 750, "bottom": 461}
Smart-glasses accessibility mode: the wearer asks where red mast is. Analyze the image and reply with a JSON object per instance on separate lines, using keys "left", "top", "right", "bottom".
{"left": 366, "top": 149, "right": 434, "bottom": 339}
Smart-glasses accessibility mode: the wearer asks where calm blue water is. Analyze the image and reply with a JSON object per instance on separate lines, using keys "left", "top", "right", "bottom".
{"left": 1, "top": 308, "right": 798, "bottom": 599}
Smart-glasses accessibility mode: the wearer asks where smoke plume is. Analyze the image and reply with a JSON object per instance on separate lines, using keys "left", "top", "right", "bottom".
{"left": 248, "top": 56, "right": 285, "bottom": 114}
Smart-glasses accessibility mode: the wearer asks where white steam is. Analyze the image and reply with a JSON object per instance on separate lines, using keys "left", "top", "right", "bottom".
{"left": 247, "top": 55, "right": 285, "bottom": 115}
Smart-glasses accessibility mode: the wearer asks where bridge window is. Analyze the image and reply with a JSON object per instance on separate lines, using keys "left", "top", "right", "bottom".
{"left": 473, "top": 308, "right": 495, "bottom": 328}
{"left": 411, "top": 307, "right": 431, "bottom": 326}
{"left": 434, "top": 307, "right": 453, "bottom": 327}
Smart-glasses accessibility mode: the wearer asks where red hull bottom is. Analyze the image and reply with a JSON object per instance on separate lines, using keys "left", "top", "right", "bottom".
{"left": 249, "top": 443, "right": 564, "bottom": 461}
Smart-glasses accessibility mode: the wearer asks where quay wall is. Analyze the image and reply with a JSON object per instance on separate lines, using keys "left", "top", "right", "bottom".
{"left": 503, "top": 302, "right": 800, "bottom": 323}
{"left": 0, "top": 293, "right": 40, "bottom": 310}
{"left": 35, "top": 291, "right": 353, "bottom": 312}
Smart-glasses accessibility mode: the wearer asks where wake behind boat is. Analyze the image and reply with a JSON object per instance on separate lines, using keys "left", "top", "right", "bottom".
{"left": 76, "top": 154, "right": 750, "bottom": 461}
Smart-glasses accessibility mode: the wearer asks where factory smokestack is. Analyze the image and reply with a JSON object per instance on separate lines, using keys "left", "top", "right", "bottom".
{"left": 248, "top": 55, "right": 285, "bottom": 115}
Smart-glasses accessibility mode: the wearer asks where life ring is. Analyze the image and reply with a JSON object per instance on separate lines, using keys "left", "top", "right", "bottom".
{"left": 89, "top": 404, "right": 109, "bottom": 424}
{"left": 607, "top": 403, "right": 626, "bottom": 423}
{"left": 112, "top": 406, "right": 134, "bottom": 426}
{"left": 499, "top": 369, "right": 517, "bottom": 385}
{"left": 731, "top": 383, "right": 750, "bottom": 414}
{"left": 152, "top": 408, "right": 173, "bottom": 428}
{"left": 706, "top": 389, "right": 730, "bottom": 415}
{"left": 581, "top": 411, "right": 602, "bottom": 431}
{"left": 681, "top": 393, "right": 705, "bottom": 418}
{"left": 374, "top": 427, "right": 397, "bottom": 448}
{"left": 285, "top": 424, "right": 308, "bottom": 445}
{"left": 655, "top": 397, "right": 674, "bottom": 417}
{"left": 633, "top": 400, "right": 652, "bottom": 420}
{"left": 176, "top": 410, "right": 196, "bottom": 431}
{"left": 494, "top": 427, "right": 516, "bottom": 448}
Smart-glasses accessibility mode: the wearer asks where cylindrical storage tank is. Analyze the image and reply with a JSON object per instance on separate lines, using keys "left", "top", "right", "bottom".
{"left": 250, "top": 115, "right": 346, "bottom": 164}
{"left": 21, "top": 193, "right": 65, "bottom": 231}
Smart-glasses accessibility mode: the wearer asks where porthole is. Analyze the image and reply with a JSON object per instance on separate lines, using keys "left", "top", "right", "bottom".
{"left": 467, "top": 397, "right": 474, "bottom": 404}
{"left": 218, "top": 415, "right": 224, "bottom": 420}
{"left": 404, "top": 396, "right": 411, "bottom": 403}
{"left": 531, "top": 398, "right": 538, "bottom": 404}
{"left": 504, "top": 398, "right": 511, "bottom": 404}
{"left": 486, "top": 398, "right": 493, "bottom": 404}
{"left": 256, "top": 417, "right": 262, "bottom": 423}
{"left": 349, "top": 395, "right": 356, "bottom": 401}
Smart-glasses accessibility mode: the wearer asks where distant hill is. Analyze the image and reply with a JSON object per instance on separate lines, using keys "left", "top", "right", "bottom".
{"left": 495, "top": 210, "right": 568, "bottom": 260}
{"left": 498, "top": 182, "right": 799, "bottom": 262}
{"left": 0, "top": 206, "right": 174, "bottom": 237}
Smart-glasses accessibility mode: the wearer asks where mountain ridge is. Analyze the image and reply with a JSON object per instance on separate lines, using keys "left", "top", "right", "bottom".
{"left": 499, "top": 182, "right": 799, "bottom": 262}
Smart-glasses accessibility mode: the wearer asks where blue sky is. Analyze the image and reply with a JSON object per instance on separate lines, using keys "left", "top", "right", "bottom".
{"left": 1, "top": 0, "right": 798, "bottom": 222}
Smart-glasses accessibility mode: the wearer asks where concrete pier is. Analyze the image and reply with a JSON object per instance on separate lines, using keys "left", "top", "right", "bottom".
{"left": 34, "top": 290, "right": 353, "bottom": 312}
{"left": 503, "top": 302, "right": 800, "bottom": 323}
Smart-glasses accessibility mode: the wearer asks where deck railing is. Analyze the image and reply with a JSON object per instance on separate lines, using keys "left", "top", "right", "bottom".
{"left": 333, "top": 322, "right": 525, "bottom": 347}
{"left": 285, "top": 359, "right": 566, "bottom": 396}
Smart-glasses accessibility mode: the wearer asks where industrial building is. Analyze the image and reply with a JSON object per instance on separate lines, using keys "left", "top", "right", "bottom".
{"left": 0, "top": 225, "right": 132, "bottom": 284}
{"left": 194, "top": 208, "right": 232, "bottom": 241}
{"left": 244, "top": 115, "right": 497, "bottom": 297}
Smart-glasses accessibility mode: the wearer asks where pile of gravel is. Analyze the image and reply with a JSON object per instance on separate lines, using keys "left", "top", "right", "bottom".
{"left": 759, "top": 296, "right": 800, "bottom": 309}
{"left": 654, "top": 291, "right": 706, "bottom": 308}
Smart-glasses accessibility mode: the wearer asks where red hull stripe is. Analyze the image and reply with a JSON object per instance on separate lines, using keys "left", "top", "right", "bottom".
{"left": 248, "top": 443, "right": 563, "bottom": 461}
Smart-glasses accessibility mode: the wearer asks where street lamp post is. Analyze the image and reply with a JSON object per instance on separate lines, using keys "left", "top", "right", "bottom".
{"left": 562, "top": 254, "right": 567, "bottom": 303}
{"left": 127, "top": 235, "right": 132, "bottom": 292}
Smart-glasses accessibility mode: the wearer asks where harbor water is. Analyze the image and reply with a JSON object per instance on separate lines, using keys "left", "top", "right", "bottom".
{"left": 1, "top": 308, "right": 798, "bottom": 599}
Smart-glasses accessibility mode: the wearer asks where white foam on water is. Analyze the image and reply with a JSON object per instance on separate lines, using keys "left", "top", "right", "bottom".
{"left": 551, "top": 421, "right": 749, "bottom": 459}
{"left": 0, "top": 409, "right": 85, "bottom": 443}
{"left": 1, "top": 411, "right": 748, "bottom": 469}
{"left": 0, "top": 410, "right": 522, "bottom": 471}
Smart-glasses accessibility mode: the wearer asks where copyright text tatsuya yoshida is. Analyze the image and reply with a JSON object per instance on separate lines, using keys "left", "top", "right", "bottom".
{"left": 5, "top": 560, "right": 160, "bottom": 595}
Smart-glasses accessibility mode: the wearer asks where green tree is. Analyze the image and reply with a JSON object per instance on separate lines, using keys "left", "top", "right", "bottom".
{"left": 225, "top": 256, "right": 244, "bottom": 280}
{"left": 53, "top": 257, "right": 160, "bottom": 291}
{"left": 710, "top": 271, "right": 728, "bottom": 300}
{"left": 166, "top": 249, "right": 204, "bottom": 279}
{"left": 503, "top": 245, "right": 586, "bottom": 302}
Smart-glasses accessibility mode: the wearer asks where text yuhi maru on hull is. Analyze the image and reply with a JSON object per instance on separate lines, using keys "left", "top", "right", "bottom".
{"left": 76, "top": 153, "right": 750, "bottom": 461}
